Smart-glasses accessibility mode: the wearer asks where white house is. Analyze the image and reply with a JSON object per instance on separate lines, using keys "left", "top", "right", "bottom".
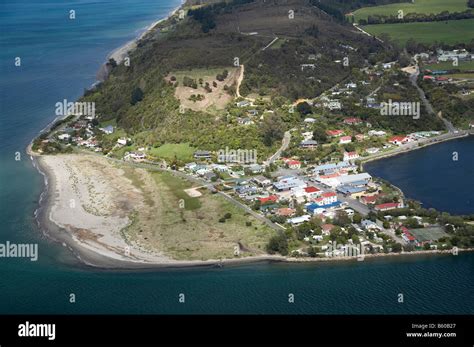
{"left": 288, "top": 215, "right": 311, "bottom": 225}
{"left": 343, "top": 151, "right": 359, "bottom": 161}
{"left": 339, "top": 136, "right": 352, "bottom": 144}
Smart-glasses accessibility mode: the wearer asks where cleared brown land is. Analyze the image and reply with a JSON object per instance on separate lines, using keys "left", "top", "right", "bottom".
{"left": 167, "top": 67, "right": 239, "bottom": 112}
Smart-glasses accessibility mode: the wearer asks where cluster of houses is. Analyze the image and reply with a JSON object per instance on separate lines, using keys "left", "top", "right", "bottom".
{"left": 55, "top": 119, "right": 103, "bottom": 152}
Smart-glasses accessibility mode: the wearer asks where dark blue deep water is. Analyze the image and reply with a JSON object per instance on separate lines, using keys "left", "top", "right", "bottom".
{"left": 0, "top": 0, "right": 473, "bottom": 314}
{"left": 365, "top": 136, "right": 474, "bottom": 215}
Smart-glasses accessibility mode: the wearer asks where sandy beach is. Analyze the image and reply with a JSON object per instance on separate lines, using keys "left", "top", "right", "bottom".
{"left": 30, "top": 151, "right": 472, "bottom": 270}
{"left": 107, "top": 1, "right": 184, "bottom": 64}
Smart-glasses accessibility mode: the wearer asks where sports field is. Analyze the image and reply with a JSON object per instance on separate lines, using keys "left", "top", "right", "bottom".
{"left": 353, "top": 0, "right": 470, "bottom": 21}
{"left": 362, "top": 19, "right": 474, "bottom": 45}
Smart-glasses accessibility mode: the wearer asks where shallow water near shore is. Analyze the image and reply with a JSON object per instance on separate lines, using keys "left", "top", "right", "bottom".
{"left": 0, "top": 0, "right": 473, "bottom": 314}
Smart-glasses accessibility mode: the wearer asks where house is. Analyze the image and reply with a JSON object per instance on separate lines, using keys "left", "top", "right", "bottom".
{"left": 388, "top": 136, "right": 409, "bottom": 146}
{"left": 382, "top": 62, "right": 396, "bottom": 69}
{"left": 100, "top": 125, "right": 114, "bottom": 134}
{"left": 129, "top": 151, "right": 146, "bottom": 161}
{"left": 252, "top": 175, "right": 272, "bottom": 186}
{"left": 237, "top": 117, "right": 254, "bottom": 125}
{"left": 339, "top": 136, "right": 352, "bottom": 144}
{"left": 247, "top": 109, "right": 258, "bottom": 116}
{"left": 286, "top": 160, "right": 301, "bottom": 170}
{"left": 260, "top": 203, "right": 278, "bottom": 213}
{"left": 437, "top": 49, "right": 470, "bottom": 62}
{"left": 321, "top": 224, "right": 335, "bottom": 235}
{"left": 402, "top": 231, "right": 417, "bottom": 244}
{"left": 313, "top": 161, "right": 354, "bottom": 176}
{"left": 259, "top": 195, "right": 279, "bottom": 205}
{"left": 368, "top": 130, "right": 386, "bottom": 137}
{"left": 337, "top": 185, "right": 366, "bottom": 197}
{"left": 302, "top": 131, "right": 313, "bottom": 141}
{"left": 315, "top": 192, "right": 338, "bottom": 205}
{"left": 273, "top": 176, "right": 306, "bottom": 191}
{"left": 288, "top": 215, "right": 311, "bottom": 225}
{"left": 366, "top": 147, "right": 379, "bottom": 154}
{"left": 247, "top": 164, "right": 264, "bottom": 174}
{"left": 211, "top": 164, "right": 229, "bottom": 172}
{"left": 276, "top": 208, "right": 296, "bottom": 217}
{"left": 300, "top": 139, "right": 318, "bottom": 149}
{"left": 194, "top": 150, "right": 212, "bottom": 159}
{"left": 326, "top": 129, "right": 344, "bottom": 137}
{"left": 304, "top": 117, "right": 316, "bottom": 123}
{"left": 361, "top": 194, "right": 381, "bottom": 205}
{"left": 203, "top": 171, "right": 217, "bottom": 181}
{"left": 307, "top": 199, "right": 341, "bottom": 214}
{"left": 374, "top": 201, "right": 404, "bottom": 211}
{"left": 343, "top": 151, "right": 359, "bottom": 161}
{"left": 355, "top": 134, "right": 366, "bottom": 142}
{"left": 57, "top": 133, "right": 71, "bottom": 141}
{"left": 304, "top": 186, "right": 321, "bottom": 199}
{"left": 361, "top": 219, "right": 381, "bottom": 231}
{"left": 343, "top": 117, "right": 362, "bottom": 125}
{"left": 345, "top": 82, "right": 357, "bottom": 89}
{"left": 117, "top": 138, "right": 129, "bottom": 146}
{"left": 336, "top": 173, "right": 372, "bottom": 187}
{"left": 236, "top": 100, "right": 250, "bottom": 108}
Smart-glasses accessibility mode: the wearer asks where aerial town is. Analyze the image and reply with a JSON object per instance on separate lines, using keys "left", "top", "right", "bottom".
{"left": 32, "top": 44, "right": 474, "bottom": 259}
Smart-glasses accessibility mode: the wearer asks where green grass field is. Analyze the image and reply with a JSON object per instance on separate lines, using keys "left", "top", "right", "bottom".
{"left": 153, "top": 171, "right": 202, "bottom": 210}
{"left": 424, "top": 60, "right": 474, "bottom": 71}
{"left": 362, "top": 19, "right": 474, "bottom": 44}
{"left": 352, "top": 0, "right": 470, "bottom": 21}
{"left": 148, "top": 143, "right": 196, "bottom": 162}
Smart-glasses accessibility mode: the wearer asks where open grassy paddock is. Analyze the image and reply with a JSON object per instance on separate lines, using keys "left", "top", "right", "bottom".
{"left": 353, "top": 0, "right": 470, "bottom": 21}
{"left": 148, "top": 143, "right": 196, "bottom": 162}
{"left": 122, "top": 168, "right": 275, "bottom": 261}
{"left": 362, "top": 19, "right": 474, "bottom": 45}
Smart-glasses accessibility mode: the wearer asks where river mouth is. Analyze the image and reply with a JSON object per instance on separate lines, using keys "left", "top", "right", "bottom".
{"left": 364, "top": 135, "right": 474, "bottom": 216}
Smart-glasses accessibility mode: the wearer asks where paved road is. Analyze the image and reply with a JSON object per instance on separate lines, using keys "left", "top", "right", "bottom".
{"left": 262, "top": 36, "right": 279, "bottom": 51}
{"left": 409, "top": 65, "right": 456, "bottom": 133}
{"left": 218, "top": 191, "right": 285, "bottom": 231}
{"left": 265, "top": 130, "right": 291, "bottom": 165}
{"left": 337, "top": 194, "right": 370, "bottom": 215}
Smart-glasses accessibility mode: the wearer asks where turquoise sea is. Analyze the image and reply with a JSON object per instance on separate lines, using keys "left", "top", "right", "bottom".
{"left": 0, "top": 0, "right": 473, "bottom": 314}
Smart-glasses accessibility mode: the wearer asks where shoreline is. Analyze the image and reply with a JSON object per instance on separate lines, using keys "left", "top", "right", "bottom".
{"left": 361, "top": 130, "right": 471, "bottom": 165}
{"left": 96, "top": 0, "right": 185, "bottom": 81}
{"left": 29, "top": 151, "right": 473, "bottom": 270}
{"left": 25, "top": 2, "right": 473, "bottom": 270}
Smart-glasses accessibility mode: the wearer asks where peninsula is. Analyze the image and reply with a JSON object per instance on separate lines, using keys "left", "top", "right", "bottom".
{"left": 30, "top": 0, "right": 474, "bottom": 267}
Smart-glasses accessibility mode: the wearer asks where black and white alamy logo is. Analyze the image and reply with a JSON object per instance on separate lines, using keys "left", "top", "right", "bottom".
{"left": 18, "top": 321, "right": 56, "bottom": 341}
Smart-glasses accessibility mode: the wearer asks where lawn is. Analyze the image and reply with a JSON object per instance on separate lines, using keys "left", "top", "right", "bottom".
{"left": 153, "top": 171, "right": 201, "bottom": 210}
{"left": 362, "top": 19, "right": 474, "bottom": 44}
{"left": 424, "top": 60, "right": 474, "bottom": 71}
{"left": 352, "top": 0, "right": 470, "bottom": 21}
{"left": 148, "top": 143, "right": 196, "bottom": 162}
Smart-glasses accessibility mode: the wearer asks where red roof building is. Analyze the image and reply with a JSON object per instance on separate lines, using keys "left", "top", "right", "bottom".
{"left": 259, "top": 195, "right": 278, "bottom": 204}
{"left": 388, "top": 136, "right": 408, "bottom": 145}
{"left": 326, "top": 130, "right": 344, "bottom": 137}
{"left": 343, "top": 117, "right": 362, "bottom": 125}
{"left": 374, "top": 202, "right": 403, "bottom": 211}
{"left": 276, "top": 208, "right": 296, "bottom": 217}
{"left": 304, "top": 186, "right": 320, "bottom": 193}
